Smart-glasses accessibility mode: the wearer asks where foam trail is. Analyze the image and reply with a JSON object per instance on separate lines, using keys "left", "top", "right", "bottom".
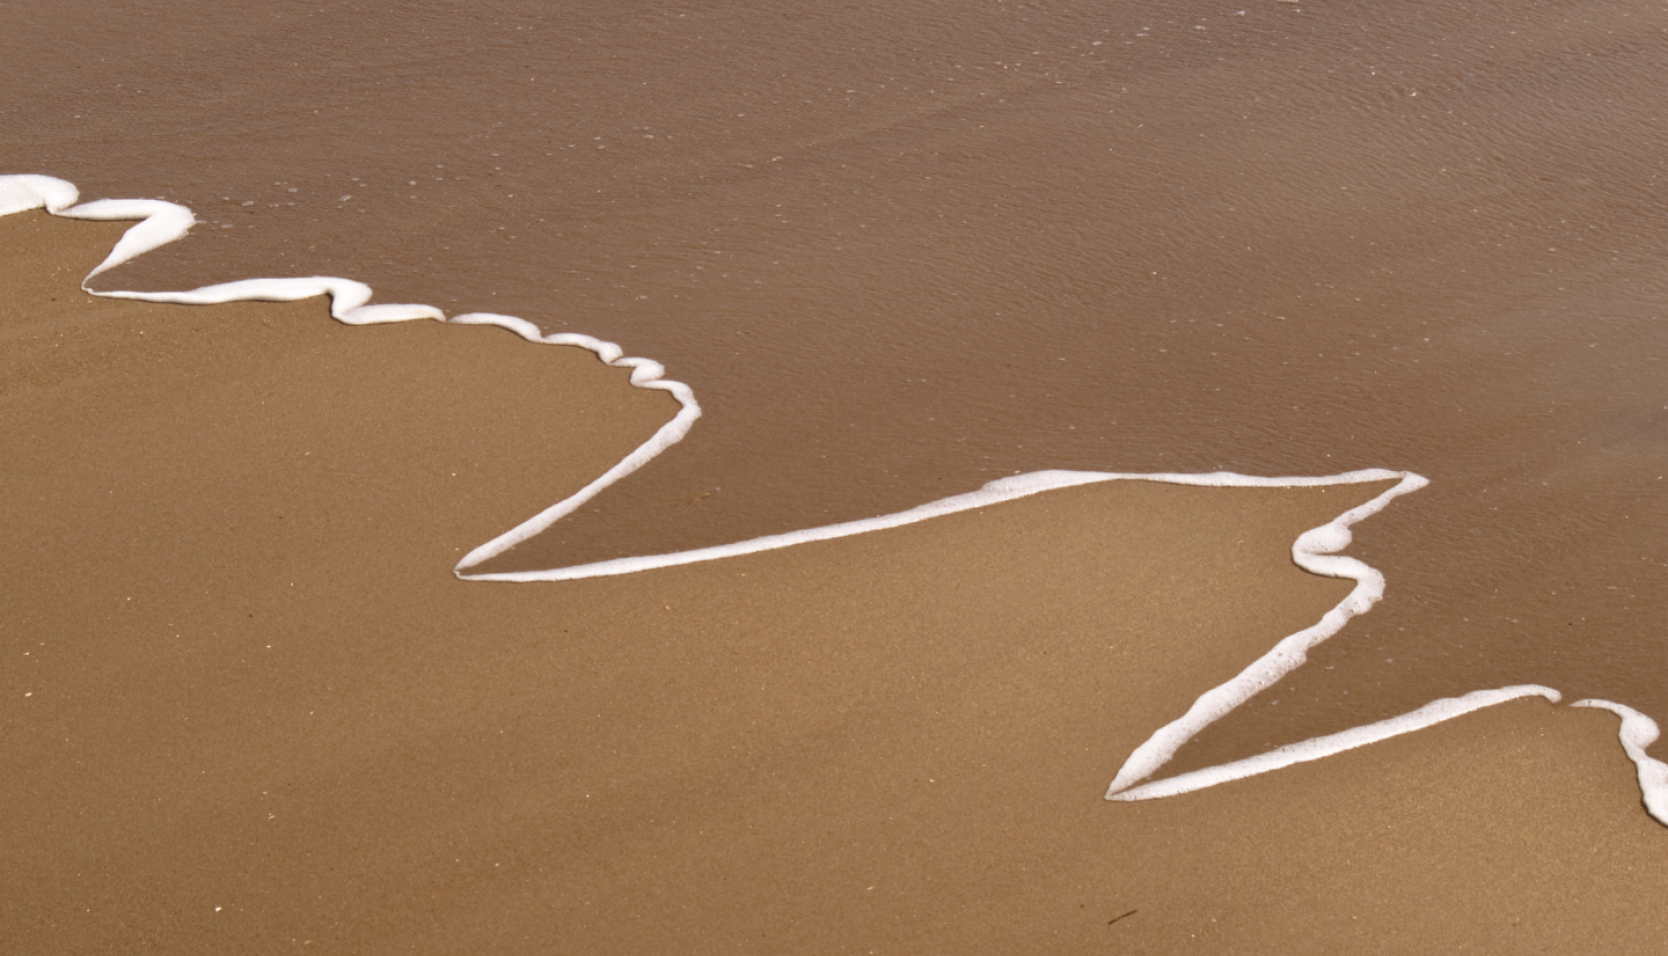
{"left": 1571, "top": 700, "right": 1668, "bottom": 825}
{"left": 59, "top": 197, "right": 198, "bottom": 282}
{"left": 0, "top": 175, "right": 703, "bottom": 569}
{"left": 447, "top": 311, "right": 702, "bottom": 571}
{"left": 61, "top": 198, "right": 445, "bottom": 324}
{"left": 457, "top": 466, "right": 1421, "bottom": 581}
{"left": 5, "top": 172, "right": 1665, "bottom": 824}
{"left": 1104, "top": 470, "right": 1428, "bottom": 795}
{"left": 1109, "top": 685, "right": 1563, "bottom": 800}
{"left": 0, "top": 173, "right": 79, "bottom": 216}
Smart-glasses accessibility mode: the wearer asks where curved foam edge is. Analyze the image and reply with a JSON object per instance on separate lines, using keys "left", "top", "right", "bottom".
{"left": 1108, "top": 685, "right": 1563, "bottom": 801}
{"left": 0, "top": 173, "right": 80, "bottom": 217}
{"left": 459, "top": 466, "right": 1422, "bottom": 581}
{"left": 1570, "top": 700, "right": 1668, "bottom": 825}
{"left": 0, "top": 173, "right": 701, "bottom": 535}
{"left": 1103, "top": 469, "right": 1428, "bottom": 794}
{"left": 446, "top": 311, "right": 702, "bottom": 571}
{"left": 9, "top": 173, "right": 1665, "bottom": 823}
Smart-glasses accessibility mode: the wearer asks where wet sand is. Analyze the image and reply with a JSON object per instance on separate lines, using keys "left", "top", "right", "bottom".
{"left": 7, "top": 0, "right": 1668, "bottom": 767}
{"left": 5, "top": 211, "right": 1668, "bottom": 952}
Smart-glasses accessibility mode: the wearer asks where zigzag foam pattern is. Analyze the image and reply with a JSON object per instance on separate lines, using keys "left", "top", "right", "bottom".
{"left": 4, "top": 173, "right": 1662, "bottom": 824}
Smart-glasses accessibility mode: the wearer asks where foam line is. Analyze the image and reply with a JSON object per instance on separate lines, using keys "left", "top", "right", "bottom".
{"left": 59, "top": 197, "right": 199, "bottom": 282}
{"left": 0, "top": 173, "right": 79, "bottom": 217}
{"left": 447, "top": 311, "right": 702, "bottom": 570}
{"left": 1571, "top": 700, "right": 1668, "bottom": 825}
{"left": 458, "top": 466, "right": 1421, "bottom": 582}
{"left": 0, "top": 174, "right": 703, "bottom": 572}
{"left": 6, "top": 172, "right": 1666, "bottom": 823}
{"left": 1109, "top": 685, "right": 1563, "bottom": 800}
{"left": 1104, "top": 469, "right": 1428, "bottom": 795}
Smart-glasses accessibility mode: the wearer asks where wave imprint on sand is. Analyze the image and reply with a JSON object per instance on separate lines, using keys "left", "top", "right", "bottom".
{"left": 4, "top": 172, "right": 1664, "bottom": 823}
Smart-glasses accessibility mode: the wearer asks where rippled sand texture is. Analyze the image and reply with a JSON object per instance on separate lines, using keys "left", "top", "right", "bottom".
{"left": 6, "top": 1, "right": 1668, "bottom": 804}
{"left": 7, "top": 212, "right": 1668, "bottom": 952}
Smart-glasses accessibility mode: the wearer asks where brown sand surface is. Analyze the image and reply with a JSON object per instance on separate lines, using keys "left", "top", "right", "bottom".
{"left": 8, "top": 0, "right": 1668, "bottom": 770}
{"left": 5, "top": 215, "right": 1668, "bottom": 952}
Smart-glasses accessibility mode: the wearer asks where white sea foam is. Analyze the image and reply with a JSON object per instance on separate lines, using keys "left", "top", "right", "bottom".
{"left": 1109, "top": 685, "right": 1563, "bottom": 800}
{"left": 3, "top": 172, "right": 1663, "bottom": 825}
{"left": 446, "top": 310, "right": 702, "bottom": 568}
{"left": 460, "top": 467, "right": 1422, "bottom": 586}
{"left": 0, "top": 174, "right": 78, "bottom": 216}
{"left": 1571, "top": 700, "right": 1668, "bottom": 825}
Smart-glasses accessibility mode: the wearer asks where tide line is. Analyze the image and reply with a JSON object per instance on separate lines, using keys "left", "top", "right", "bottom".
{"left": 3, "top": 172, "right": 1663, "bottom": 826}
{"left": 1110, "top": 685, "right": 1564, "bottom": 800}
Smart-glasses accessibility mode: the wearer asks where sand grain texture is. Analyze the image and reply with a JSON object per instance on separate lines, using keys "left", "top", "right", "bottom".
{"left": 4, "top": 214, "right": 1667, "bottom": 953}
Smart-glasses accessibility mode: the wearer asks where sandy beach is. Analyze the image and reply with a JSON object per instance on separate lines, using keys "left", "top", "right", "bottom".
{"left": 10, "top": 0, "right": 1668, "bottom": 947}
{"left": 5, "top": 209, "right": 1667, "bottom": 953}
{"left": 12, "top": 0, "right": 1668, "bottom": 757}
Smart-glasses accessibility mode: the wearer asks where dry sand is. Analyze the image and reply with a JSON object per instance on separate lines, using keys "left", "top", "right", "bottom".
{"left": 4, "top": 211, "right": 1667, "bottom": 953}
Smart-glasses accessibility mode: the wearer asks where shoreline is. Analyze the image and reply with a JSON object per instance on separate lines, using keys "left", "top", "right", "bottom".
{"left": 5, "top": 174, "right": 1664, "bottom": 819}
{"left": 5, "top": 182, "right": 1668, "bottom": 951}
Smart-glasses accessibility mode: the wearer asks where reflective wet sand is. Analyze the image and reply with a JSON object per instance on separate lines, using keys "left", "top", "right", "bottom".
{"left": 5, "top": 0, "right": 1668, "bottom": 784}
